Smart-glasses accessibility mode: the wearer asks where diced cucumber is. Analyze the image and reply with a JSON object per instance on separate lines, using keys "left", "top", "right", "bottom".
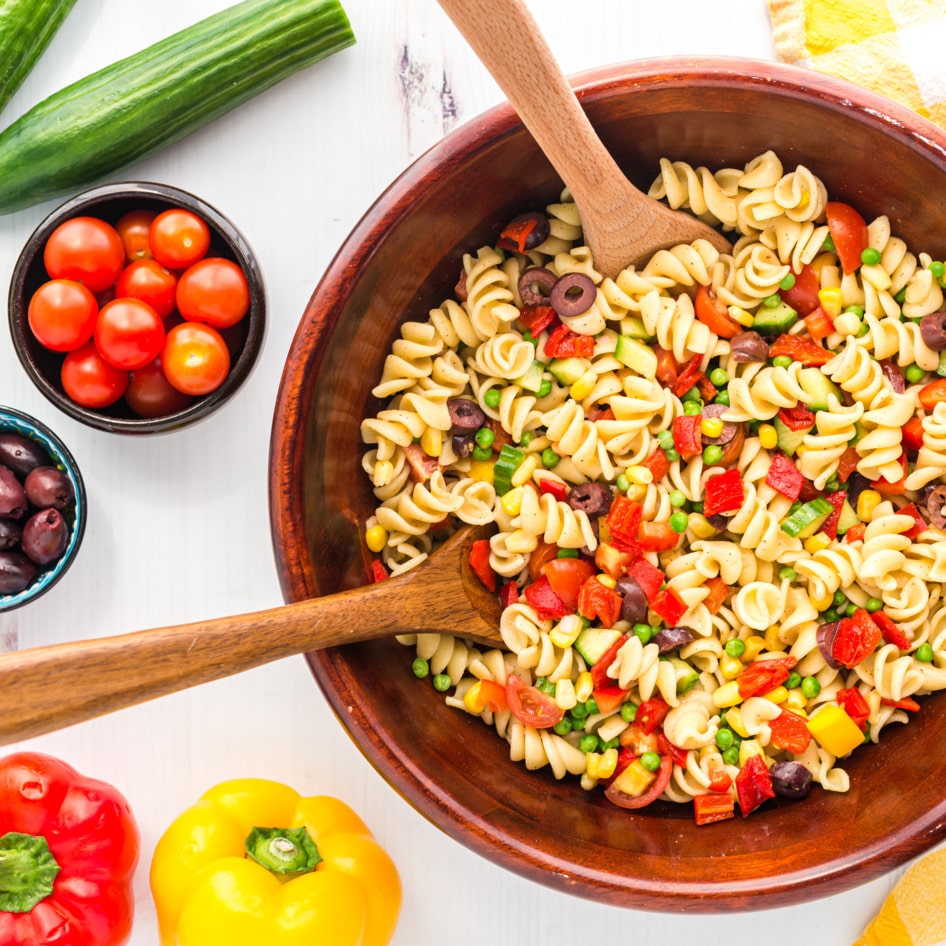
{"left": 797, "top": 367, "right": 842, "bottom": 411}
{"left": 614, "top": 335, "right": 657, "bottom": 378}
{"left": 515, "top": 359, "right": 545, "bottom": 392}
{"left": 548, "top": 357, "right": 589, "bottom": 385}
{"left": 492, "top": 443, "right": 525, "bottom": 496}
{"left": 835, "top": 499, "right": 859, "bottom": 536}
{"left": 619, "top": 315, "right": 651, "bottom": 340}
{"left": 781, "top": 497, "right": 834, "bottom": 538}
{"left": 774, "top": 416, "right": 811, "bottom": 456}
{"left": 752, "top": 300, "right": 798, "bottom": 334}
{"left": 665, "top": 655, "right": 700, "bottom": 696}
{"left": 574, "top": 627, "right": 623, "bottom": 666}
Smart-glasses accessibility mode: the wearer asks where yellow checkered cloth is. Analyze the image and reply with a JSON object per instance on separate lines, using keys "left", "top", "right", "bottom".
{"left": 767, "top": 0, "right": 946, "bottom": 129}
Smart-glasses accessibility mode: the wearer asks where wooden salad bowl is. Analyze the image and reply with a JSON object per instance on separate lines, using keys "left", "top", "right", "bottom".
{"left": 269, "top": 58, "right": 946, "bottom": 911}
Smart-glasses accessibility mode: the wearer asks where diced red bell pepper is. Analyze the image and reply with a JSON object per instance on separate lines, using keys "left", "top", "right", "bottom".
{"left": 768, "top": 333, "right": 831, "bottom": 367}
{"left": 703, "top": 468, "right": 745, "bottom": 516}
{"left": 657, "top": 732, "right": 689, "bottom": 768}
{"left": 871, "top": 611, "right": 912, "bottom": 650}
{"left": 636, "top": 520, "right": 681, "bottom": 552}
{"left": 836, "top": 445, "right": 861, "bottom": 483}
{"left": 672, "top": 414, "right": 704, "bottom": 459}
{"left": 499, "top": 581, "right": 520, "bottom": 609}
{"left": 765, "top": 452, "right": 804, "bottom": 501}
{"left": 897, "top": 502, "right": 928, "bottom": 540}
{"left": 844, "top": 522, "right": 866, "bottom": 543}
{"left": 707, "top": 766, "right": 733, "bottom": 793}
{"left": 832, "top": 609, "right": 882, "bottom": 668}
{"left": 919, "top": 377, "right": 946, "bottom": 412}
{"left": 369, "top": 560, "right": 388, "bottom": 583}
{"left": 836, "top": 686, "right": 871, "bottom": 731}
{"left": 881, "top": 696, "right": 921, "bottom": 712}
{"left": 635, "top": 697, "right": 670, "bottom": 735}
{"left": 642, "top": 445, "right": 670, "bottom": 482}
{"left": 735, "top": 754, "right": 776, "bottom": 817}
{"left": 871, "top": 453, "right": 908, "bottom": 496}
{"left": 577, "top": 577, "right": 622, "bottom": 628}
{"left": 673, "top": 354, "right": 706, "bottom": 398}
{"left": 697, "top": 374, "right": 718, "bottom": 402}
{"left": 703, "top": 576, "right": 729, "bottom": 615}
{"left": 606, "top": 495, "right": 644, "bottom": 547}
{"left": 592, "top": 684, "right": 630, "bottom": 715}
{"left": 469, "top": 538, "right": 497, "bottom": 592}
{"left": 693, "top": 792, "right": 736, "bottom": 826}
{"left": 654, "top": 346, "right": 679, "bottom": 385}
{"left": 803, "top": 305, "right": 835, "bottom": 340}
{"left": 826, "top": 201, "right": 869, "bottom": 274}
{"left": 780, "top": 263, "right": 820, "bottom": 316}
{"left": 768, "top": 709, "right": 812, "bottom": 753}
{"left": 590, "top": 633, "right": 629, "bottom": 689}
{"left": 518, "top": 305, "right": 559, "bottom": 336}
{"left": 819, "top": 491, "right": 848, "bottom": 541}
{"left": 538, "top": 477, "right": 568, "bottom": 502}
{"left": 524, "top": 575, "right": 567, "bottom": 620}
{"left": 694, "top": 284, "right": 743, "bottom": 338}
{"left": 902, "top": 415, "right": 925, "bottom": 453}
{"left": 650, "top": 587, "right": 687, "bottom": 626}
{"left": 736, "top": 656, "right": 797, "bottom": 699}
{"left": 625, "top": 555, "right": 665, "bottom": 603}
{"left": 777, "top": 405, "right": 816, "bottom": 431}
{"left": 544, "top": 323, "right": 594, "bottom": 358}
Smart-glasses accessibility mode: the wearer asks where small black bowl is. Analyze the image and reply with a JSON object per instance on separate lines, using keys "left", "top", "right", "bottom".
{"left": 8, "top": 182, "right": 266, "bottom": 434}
{"left": 0, "top": 406, "right": 86, "bottom": 611}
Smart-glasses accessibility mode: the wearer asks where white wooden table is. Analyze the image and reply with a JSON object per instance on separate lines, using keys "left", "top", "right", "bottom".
{"left": 0, "top": 1, "right": 933, "bottom": 942}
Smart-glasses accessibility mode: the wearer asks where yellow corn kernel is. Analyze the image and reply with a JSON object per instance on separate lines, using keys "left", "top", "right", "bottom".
{"left": 372, "top": 459, "right": 395, "bottom": 488}
{"left": 625, "top": 464, "right": 653, "bottom": 486}
{"left": 510, "top": 454, "right": 538, "bottom": 487}
{"left": 625, "top": 483, "right": 647, "bottom": 502}
{"left": 804, "top": 532, "right": 832, "bottom": 555}
{"left": 758, "top": 423, "right": 778, "bottom": 450}
{"left": 420, "top": 426, "right": 442, "bottom": 458}
{"left": 720, "top": 654, "right": 744, "bottom": 680}
{"left": 725, "top": 705, "right": 750, "bottom": 738}
{"left": 575, "top": 671, "right": 594, "bottom": 704}
{"left": 763, "top": 624, "right": 783, "bottom": 652}
{"left": 553, "top": 676, "right": 578, "bottom": 711}
{"left": 818, "top": 286, "right": 843, "bottom": 318}
{"left": 785, "top": 689, "right": 808, "bottom": 713}
{"left": 469, "top": 458, "right": 494, "bottom": 484}
{"left": 587, "top": 748, "right": 618, "bottom": 781}
{"left": 365, "top": 524, "right": 388, "bottom": 553}
{"left": 807, "top": 703, "right": 865, "bottom": 757}
{"left": 857, "top": 488, "right": 882, "bottom": 522}
{"left": 596, "top": 573, "right": 617, "bottom": 589}
{"left": 500, "top": 485, "right": 524, "bottom": 516}
{"left": 742, "top": 636, "right": 766, "bottom": 663}
{"left": 700, "top": 417, "right": 725, "bottom": 439}
{"left": 712, "top": 680, "right": 743, "bottom": 708}
{"left": 811, "top": 590, "right": 835, "bottom": 611}
{"left": 739, "top": 738, "right": 765, "bottom": 767}
{"left": 687, "top": 514, "right": 718, "bottom": 539}
{"left": 569, "top": 369, "right": 597, "bottom": 401}
{"left": 763, "top": 685, "right": 789, "bottom": 705}
{"left": 550, "top": 613, "right": 583, "bottom": 650}
{"left": 728, "top": 304, "right": 755, "bottom": 327}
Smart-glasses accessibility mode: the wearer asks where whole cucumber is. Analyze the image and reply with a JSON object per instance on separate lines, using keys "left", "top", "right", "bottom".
{"left": 0, "top": 0, "right": 355, "bottom": 214}
{"left": 0, "top": 0, "right": 76, "bottom": 115}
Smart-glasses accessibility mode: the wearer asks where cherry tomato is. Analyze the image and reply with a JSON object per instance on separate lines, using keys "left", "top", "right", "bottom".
{"left": 605, "top": 754, "right": 672, "bottom": 809}
{"left": 124, "top": 357, "right": 194, "bottom": 418}
{"left": 27, "top": 279, "right": 98, "bottom": 352}
{"left": 780, "top": 262, "right": 820, "bottom": 315}
{"left": 94, "top": 298, "right": 165, "bottom": 371}
{"left": 43, "top": 216, "right": 125, "bottom": 294}
{"left": 161, "top": 321, "right": 230, "bottom": 395}
{"left": 176, "top": 257, "right": 250, "bottom": 328}
{"left": 115, "top": 209, "right": 157, "bottom": 262}
{"left": 694, "top": 285, "right": 742, "bottom": 338}
{"left": 504, "top": 673, "right": 564, "bottom": 729}
{"left": 115, "top": 259, "right": 178, "bottom": 318}
{"left": 149, "top": 208, "right": 211, "bottom": 269}
{"left": 826, "top": 201, "right": 869, "bottom": 274}
{"left": 919, "top": 377, "right": 946, "bottom": 411}
{"left": 541, "top": 557, "right": 595, "bottom": 611}
{"left": 61, "top": 340, "right": 129, "bottom": 408}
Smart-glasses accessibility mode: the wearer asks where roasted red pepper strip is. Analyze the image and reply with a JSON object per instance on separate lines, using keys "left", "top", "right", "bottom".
{"left": 897, "top": 502, "right": 928, "bottom": 540}
{"left": 654, "top": 346, "right": 678, "bottom": 385}
{"left": 768, "top": 333, "right": 831, "bottom": 366}
{"left": 606, "top": 496, "right": 643, "bottom": 547}
{"left": 499, "top": 581, "right": 520, "bottom": 609}
{"left": 592, "top": 684, "right": 630, "bottom": 715}
{"left": 844, "top": 522, "right": 866, "bottom": 543}
{"left": 881, "top": 696, "right": 921, "bottom": 712}
{"left": 736, "top": 656, "right": 797, "bottom": 699}
{"left": 735, "top": 754, "right": 775, "bottom": 817}
{"left": 871, "top": 611, "right": 912, "bottom": 650}
{"left": 837, "top": 687, "right": 871, "bottom": 731}
{"left": 832, "top": 609, "right": 882, "bottom": 668}
{"left": 672, "top": 354, "right": 705, "bottom": 397}
{"left": 635, "top": 697, "right": 670, "bottom": 735}
{"left": 777, "top": 405, "right": 816, "bottom": 431}
{"left": 518, "top": 305, "right": 559, "bottom": 336}
{"left": 902, "top": 415, "right": 925, "bottom": 453}
{"left": 657, "top": 732, "right": 689, "bottom": 768}
{"left": 369, "top": 560, "right": 388, "bottom": 583}
{"left": 650, "top": 587, "right": 687, "bottom": 625}
{"left": 765, "top": 452, "right": 804, "bottom": 500}
{"left": 625, "top": 555, "right": 665, "bottom": 602}
{"left": 544, "top": 323, "right": 594, "bottom": 358}
{"left": 524, "top": 575, "right": 567, "bottom": 620}
{"left": 697, "top": 375, "right": 718, "bottom": 402}
{"left": 693, "top": 792, "right": 736, "bottom": 826}
{"left": 703, "top": 576, "right": 729, "bottom": 615}
{"left": 498, "top": 215, "right": 544, "bottom": 254}
{"left": 703, "top": 468, "right": 745, "bottom": 516}
{"left": 642, "top": 445, "right": 670, "bottom": 482}
{"left": 768, "top": 709, "right": 812, "bottom": 753}
{"left": 836, "top": 445, "right": 861, "bottom": 483}
{"left": 803, "top": 305, "right": 835, "bottom": 340}
{"left": 636, "top": 520, "right": 681, "bottom": 552}
{"left": 468, "top": 538, "right": 497, "bottom": 592}
{"left": 819, "top": 491, "right": 848, "bottom": 541}
{"left": 538, "top": 477, "right": 568, "bottom": 502}
{"left": 590, "top": 633, "right": 629, "bottom": 689}
{"left": 577, "top": 577, "right": 622, "bottom": 628}
{"left": 672, "top": 414, "right": 704, "bottom": 459}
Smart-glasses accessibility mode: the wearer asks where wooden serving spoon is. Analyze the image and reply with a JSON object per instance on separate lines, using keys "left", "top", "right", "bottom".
{"left": 436, "top": 0, "right": 731, "bottom": 277}
{"left": 0, "top": 525, "right": 503, "bottom": 746}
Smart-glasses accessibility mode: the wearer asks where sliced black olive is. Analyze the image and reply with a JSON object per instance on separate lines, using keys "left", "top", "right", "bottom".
{"left": 504, "top": 211, "right": 551, "bottom": 252}
{"left": 615, "top": 574, "right": 647, "bottom": 624}
{"left": 566, "top": 482, "right": 613, "bottom": 518}
{"left": 653, "top": 626, "right": 696, "bottom": 653}
{"left": 700, "top": 403, "right": 739, "bottom": 445}
{"left": 923, "top": 485, "right": 946, "bottom": 529}
{"left": 706, "top": 514, "right": 730, "bottom": 531}
{"left": 447, "top": 398, "right": 486, "bottom": 434}
{"left": 881, "top": 361, "right": 906, "bottom": 394}
{"left": 769, "top": 761, "right": 813, "bottom": 799}
{"left": 729, "top": 331, "right": 770, "bottom": 363}
{"left": 518, "top": 267, "right": 557, "bottom": 306}
{"left": 845, "top": 471, "right": 871, "bottom": 510}
{"left": 817, "top": 620, "right": 841, "bottom": 669}
{"left": 550, "top": 272, "right": 596, "bottom": 318}
{"left": 452, "top": 433, "right": 474, "bottom": 459}
{"left": 920, "top": 311, "right": 946, "bottom": 351}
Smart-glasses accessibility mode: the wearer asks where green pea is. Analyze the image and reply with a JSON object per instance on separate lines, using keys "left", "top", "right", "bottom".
{"left": 657, "top": 429, "right": 675, "bottom": 450}
{"left": 703, "top": 444, "right": 724, "bottom": 465}
{"left": 843, "top": 304, "right": 865, "bottom": 317}
{"left": 772, "top": 355, "right": 793, "bottom": 368}
{"left": 861, "top": 247, "right": 882, "bottom": 267}
{"left": 833, "top": 590, "right": 848, "bottom": 607}
{"left": 801, "top": 676, "right": 821, "bottom": 699}
{"left": 520, "top": 431, "right": 536, "bottom": 446}
{"left": 905, "top": 364, "right": 926, "bottom": 384}
{"left": 821, "top": 608, "right": 839, "bottom": 624}
{"left": 683, "top": 401, "right": 702, "bottom": 417}
{"left": 579, "top": 734, "right": 599, "bottom": 753}
{"left": 845, "top": 603, "right": 859, "bottom": 618}
{"left": 615, "top": 473, "right": 630, "bottom": 493}
{"left": 714, "top": 390, "right": 731, "bottom": 407}
{"left": 895, "top": 287, "right": 907, "bottom": 304}
{"left": 664, "top": 448, "right": 681, "bottom": 462}
{"left": 785, "top": 671, "right": 802, "bottom": 690}
{"left": 682, "top": 386, "right": 702, "bottom": 402}
{"left": 633, "top": 623, "right": 653, "bottom": 644}
{"left": 411, "top": 658, "right": 429, "bottom": 679}
{"left": 856, "top": 322, "right": 870, "bottom": 338}
{"left": 915, "top": 643, "right": 934, "bottom": 663}
{"left": 472, "top": 445, "right": 492, "bottom": 462}
{"left": 602, "top": 737, "right": 620, "bottom": 751}
{"left": 553, "top": 718, "right": 573, "bottom": 736}
{"left": 690, "top": 500, "right": 703, "bottom": 514}
{"left": 762, "top": 293, "right": 782, "bottom": 308}
{"left": 930, "top": 261, "right": 945, "bottom": 278}
{"left": 865, "top": 597, "right": 883, "bottom": 613}
{"left": 779, "top": 566, "right": 797, "bottom": 581}
{"left": 557, "top": 548, "right": 579, "bottom": 559}
{"left": 722, "top": 746, "right": 741, "bottom": 766}
{"left": 640, "top": 751, "right": 661, "bottom": 772}
{"left": 825, "top": 477, "right": 840, "bottom": 493}
{"left": 432, "top": 673, "right": 452, "bottom": 692}
{"left": 541, "top": 447, "right": 560, "bottom": 468}
{"left": 669, "top": 511, "right": 689, "bottom": 533}
{"left": 715, "top": 728, "right": 734, "bottom": 751}
{"left": 537, "top": 379, "right": 553, "bottom": 397}
{"left": 570, "top": 702, "right": 589, "bottom": 720}
{"left": 822, "top": 234, "right": 836, "bottom": 252}
{"left": 779, "top": 273, "right": 796, "bottom": 291}
{"left": 483, "top": 388, "right": 501, "bottom": 408}
{"left": 724, "top": 638, "right": 746, "bottom": 658}
{"left": 522, "top": 330, "right": 537, "bottom": 345}
{"left": 475, "top": 427, "right": 495, "bottom": 448}
{"left": 709, "top": 367, "right": 729, "bottom": 386}
{"left": 669, "top": 489, "right": 687, "bottom": 508}
{"left": 620, "top": 702, "right": 638, "bottom": 723}
{"left": 585, "top": 697, "right": 600, "bottom": 716}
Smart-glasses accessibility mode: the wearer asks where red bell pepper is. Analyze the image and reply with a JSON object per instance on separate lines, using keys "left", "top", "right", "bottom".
{"left": 819, "top": 491, "right": 848, "bottom": 541}
{"left": 919, "top": 377, "right": 946, "bottom": 411}
{"left": 703, "top": 576, "right": 729, "bottom": 615}
{"left": 369, "top": 560, "right": 388, "bottom": 583}
{"left": 542, "top": 556, "right": 596, "bottom": 611}
{"left": 777, "top": 405, "right": 816, "bottom": 431}
{"left": 672, "top": 415, "right": 703, "bottom": 460}
{"left": 871, "top": 611, "right": 912, "bottom": 650}
{"left": 832, "top": 609, "right": 882, "bottom": 668}
{"left": 736, "top": 656, "right": 797, "bottom": 699}
{"left": 590, "top": 633, "right": 628, "bottom": 689}
{"left": 697, "top": 374, "right": 718, "bottom": 402}
{"left": 734, "top": 754, "right": 775, "bottom": 817}
{"left": 836, "top": 445, "right": 861, "bottom": 483}
{"left": 625, "top": 555, "right": 665, "bottom": 602}
{"left": 694, "top": 284, "right": 743, "bottom": 338}
{"left": 498, "top": 214, "right": 547, "bottom": 254}
{"left": 672, "top": 354, "right": 706, "bottom": 398}
{"left": 707, "top": 765, "right": 733, "bottom": 793}
{"left": 654, "top": 346, "right": 679, "bottom": 385}
{"left": 650, "top": 587, "right": 687, "bottom": 626}
{"left": 765, "top": 452, "right": 804, "bottom": 501}
{"left": 897, "top": 502, "right": 928, "bottom": 540}
{"left": 642, "top": 445, "right": 670, "bottom": 482}
{"left": 780, "top": 263, "right": 820, "bottom": 316}
{"left": 881, "top": 696, "right": 921, "bottom": 712}
{"left": 469, "top": 538, "right": 497, "bottom": 592}
{"left": 577, "top": 577, "right": 622, "bottom": 628}
{"left": 693, "top": 792, "right": 736, "bottom": 826}
{"left": 657, "top": 732, "right": 689, "bottom": 769}
{"left": 803, "top": 305, "right": 835, "bottom": 340}
{"left": 703, "top": 468, "right": 745, "bottom": 516}
{"left": 844, "top": 522, "right": 866, "bottom": 543}
{"left": 538, "top": 477, "right": 568, "bottom": 502}
{"left": 499, "top": 581, "right": 520, "bottom": 609}
{"left": 636, "top": 520, "right": 681, "bottom": 553}
{"left": 523, "top": 575, "right": 567, "bottom": 619}
{"left": 902, "top": 415, "right": 925, "bottom": 453}
{"left": 544, "top": 323, "right": 594, "bottom": 358}
{"left": 518, "top": 305, "right": 559, "bottom": 336}
{"left": 592, "top": 684, "right": 630, "bottom": 715}
{"left": 605, "top": 496, "right": 643, "bottom": 547}
{"left": 635, "top": 697, "right": 670, "bottom": 735}
{"left": 768, "top": 709, "right": 812, "bottom": 753}
{"left": 768, "top": 333, "right": 831, "bottom": 367}
{"left": 0, "top": 752, "right": 139, "bottom": 946}
{"left": 871, "top": 453, "right": 908, "bottom": 496}
{"left": 836, "top": 687, "right": 871, "bottom": 731}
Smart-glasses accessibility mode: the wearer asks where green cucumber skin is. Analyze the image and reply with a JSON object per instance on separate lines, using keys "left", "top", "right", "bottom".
{"left": 0, "top": 0, "right": 77, "bottom": 115}
{"left": 0, "top": 0, "right": 355, "bottom": 214}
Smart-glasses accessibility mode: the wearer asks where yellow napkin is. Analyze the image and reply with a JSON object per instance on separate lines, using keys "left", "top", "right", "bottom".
{"left": 767, "top": 0, "right": 946, "bottom": 129}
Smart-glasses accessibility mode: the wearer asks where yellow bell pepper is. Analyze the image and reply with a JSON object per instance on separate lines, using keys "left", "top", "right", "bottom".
{"left": 150, "top": 778, "right": 401, "bottom": 946}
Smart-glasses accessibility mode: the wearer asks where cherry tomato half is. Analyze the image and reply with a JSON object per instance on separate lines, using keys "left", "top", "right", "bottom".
{"left": 176, "top": 257, "right": 250, "bottom": 328}
{"left": 43, "top": 216, "right": 125, "bottom": 294}
{"left": 28, "top": 279, "right": 98, "bottom": 352}
{"left": 504, "top": 673, "right": 564, "bottom": 729}
{"left": 115, "top": 258, "right": 178, "bottom": 318}
{"left": 95, "top": 298, "right": 165, "bottom": 371}
{"left": 115, "top": 209, "right": 157, "bottom": 263}
{"left": 826, "top": 201, "right": 869, "bottom": 274}
{"left": 694, "top": 284, "right": 742, "bottom": 338}
{"left": 149, "top": 208, "right": 211, "bottom": 269}
{"left": 161, "top": 321, "right": 230, "bottom": 396}
{"left": 61, "top": 340, "right": 129, "bottom": 408}
{"left": 542, "top": 557, "right": 595, "bottom": 612}
{"left": 124, "top": 357, "right": 194, "bottom": 418}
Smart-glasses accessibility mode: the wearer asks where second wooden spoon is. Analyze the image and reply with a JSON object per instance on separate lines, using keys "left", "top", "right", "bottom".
{"left": 436, "top": 0, "right": 731, "bottom": 276}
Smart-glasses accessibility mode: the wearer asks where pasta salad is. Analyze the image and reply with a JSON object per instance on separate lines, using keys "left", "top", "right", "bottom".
{"left": 359, "top": 149, "right": 946, "bottom": 824}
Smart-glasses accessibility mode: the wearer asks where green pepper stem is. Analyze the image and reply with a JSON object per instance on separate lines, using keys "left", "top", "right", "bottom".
{"left": 244, "top": 826, "right": 321, "bottom": 879}
{"left": 0, "top": 832, "right": 61, "bottom": 913}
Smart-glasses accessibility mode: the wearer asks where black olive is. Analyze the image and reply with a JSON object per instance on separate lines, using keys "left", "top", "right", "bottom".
{"left": 452, "top": 433, "right": 474, "bottom": 459}
{"left": 700, "top": 403, "right": 740, "bottom": 445}
{"left": 518, "top": 267, "right": 557, "bottom": 306}
{"left": 0, "top": 432, "right": 51, "bottom": 479}
{"left": 0, "top": 519, "right": 21, "bottom": 551}
{"left": 729, "top": 331, "right": 770, "bottom": 363}
{"left": 920, "top": 311, "right": 946, "bottom": 351}
{"left": 0, "top": 551, "right": 37, "bottom": 595}
{"left": 881, "top": 361, "right": 906, "bottom": 394}
{"left": 0, "top": 465, "right": 28, "bottom": 519}
{"left": 653, "top": 626, "right": 696, "bottom": 653}
{"left": 21, "top": 509, "right": 68, "bottom": 565}
{"left": 816, "top": 620, "right": 841, "bottom": 669}
{"left": 615, "top": 575, "right": 647, "bottom": 624}
{"left": 923, "top": 485, "right": 946, "bottom": 529}
{"left": 566, "top": 482, "right": 613, "bottom": 518}
{"left": 505, "top": 211, "right": 551, "bottom": 252}
{"left": 769, "top": 761, "right": 813, "bottom": 799}
{"left": 24, "top": 466, "right": 75, "bottom": 510}
{"left": 549, "top": 272, "right": 596, "bottom": 318}
{"left": 447, "top": 398, "right": 486, "bottom": 434}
